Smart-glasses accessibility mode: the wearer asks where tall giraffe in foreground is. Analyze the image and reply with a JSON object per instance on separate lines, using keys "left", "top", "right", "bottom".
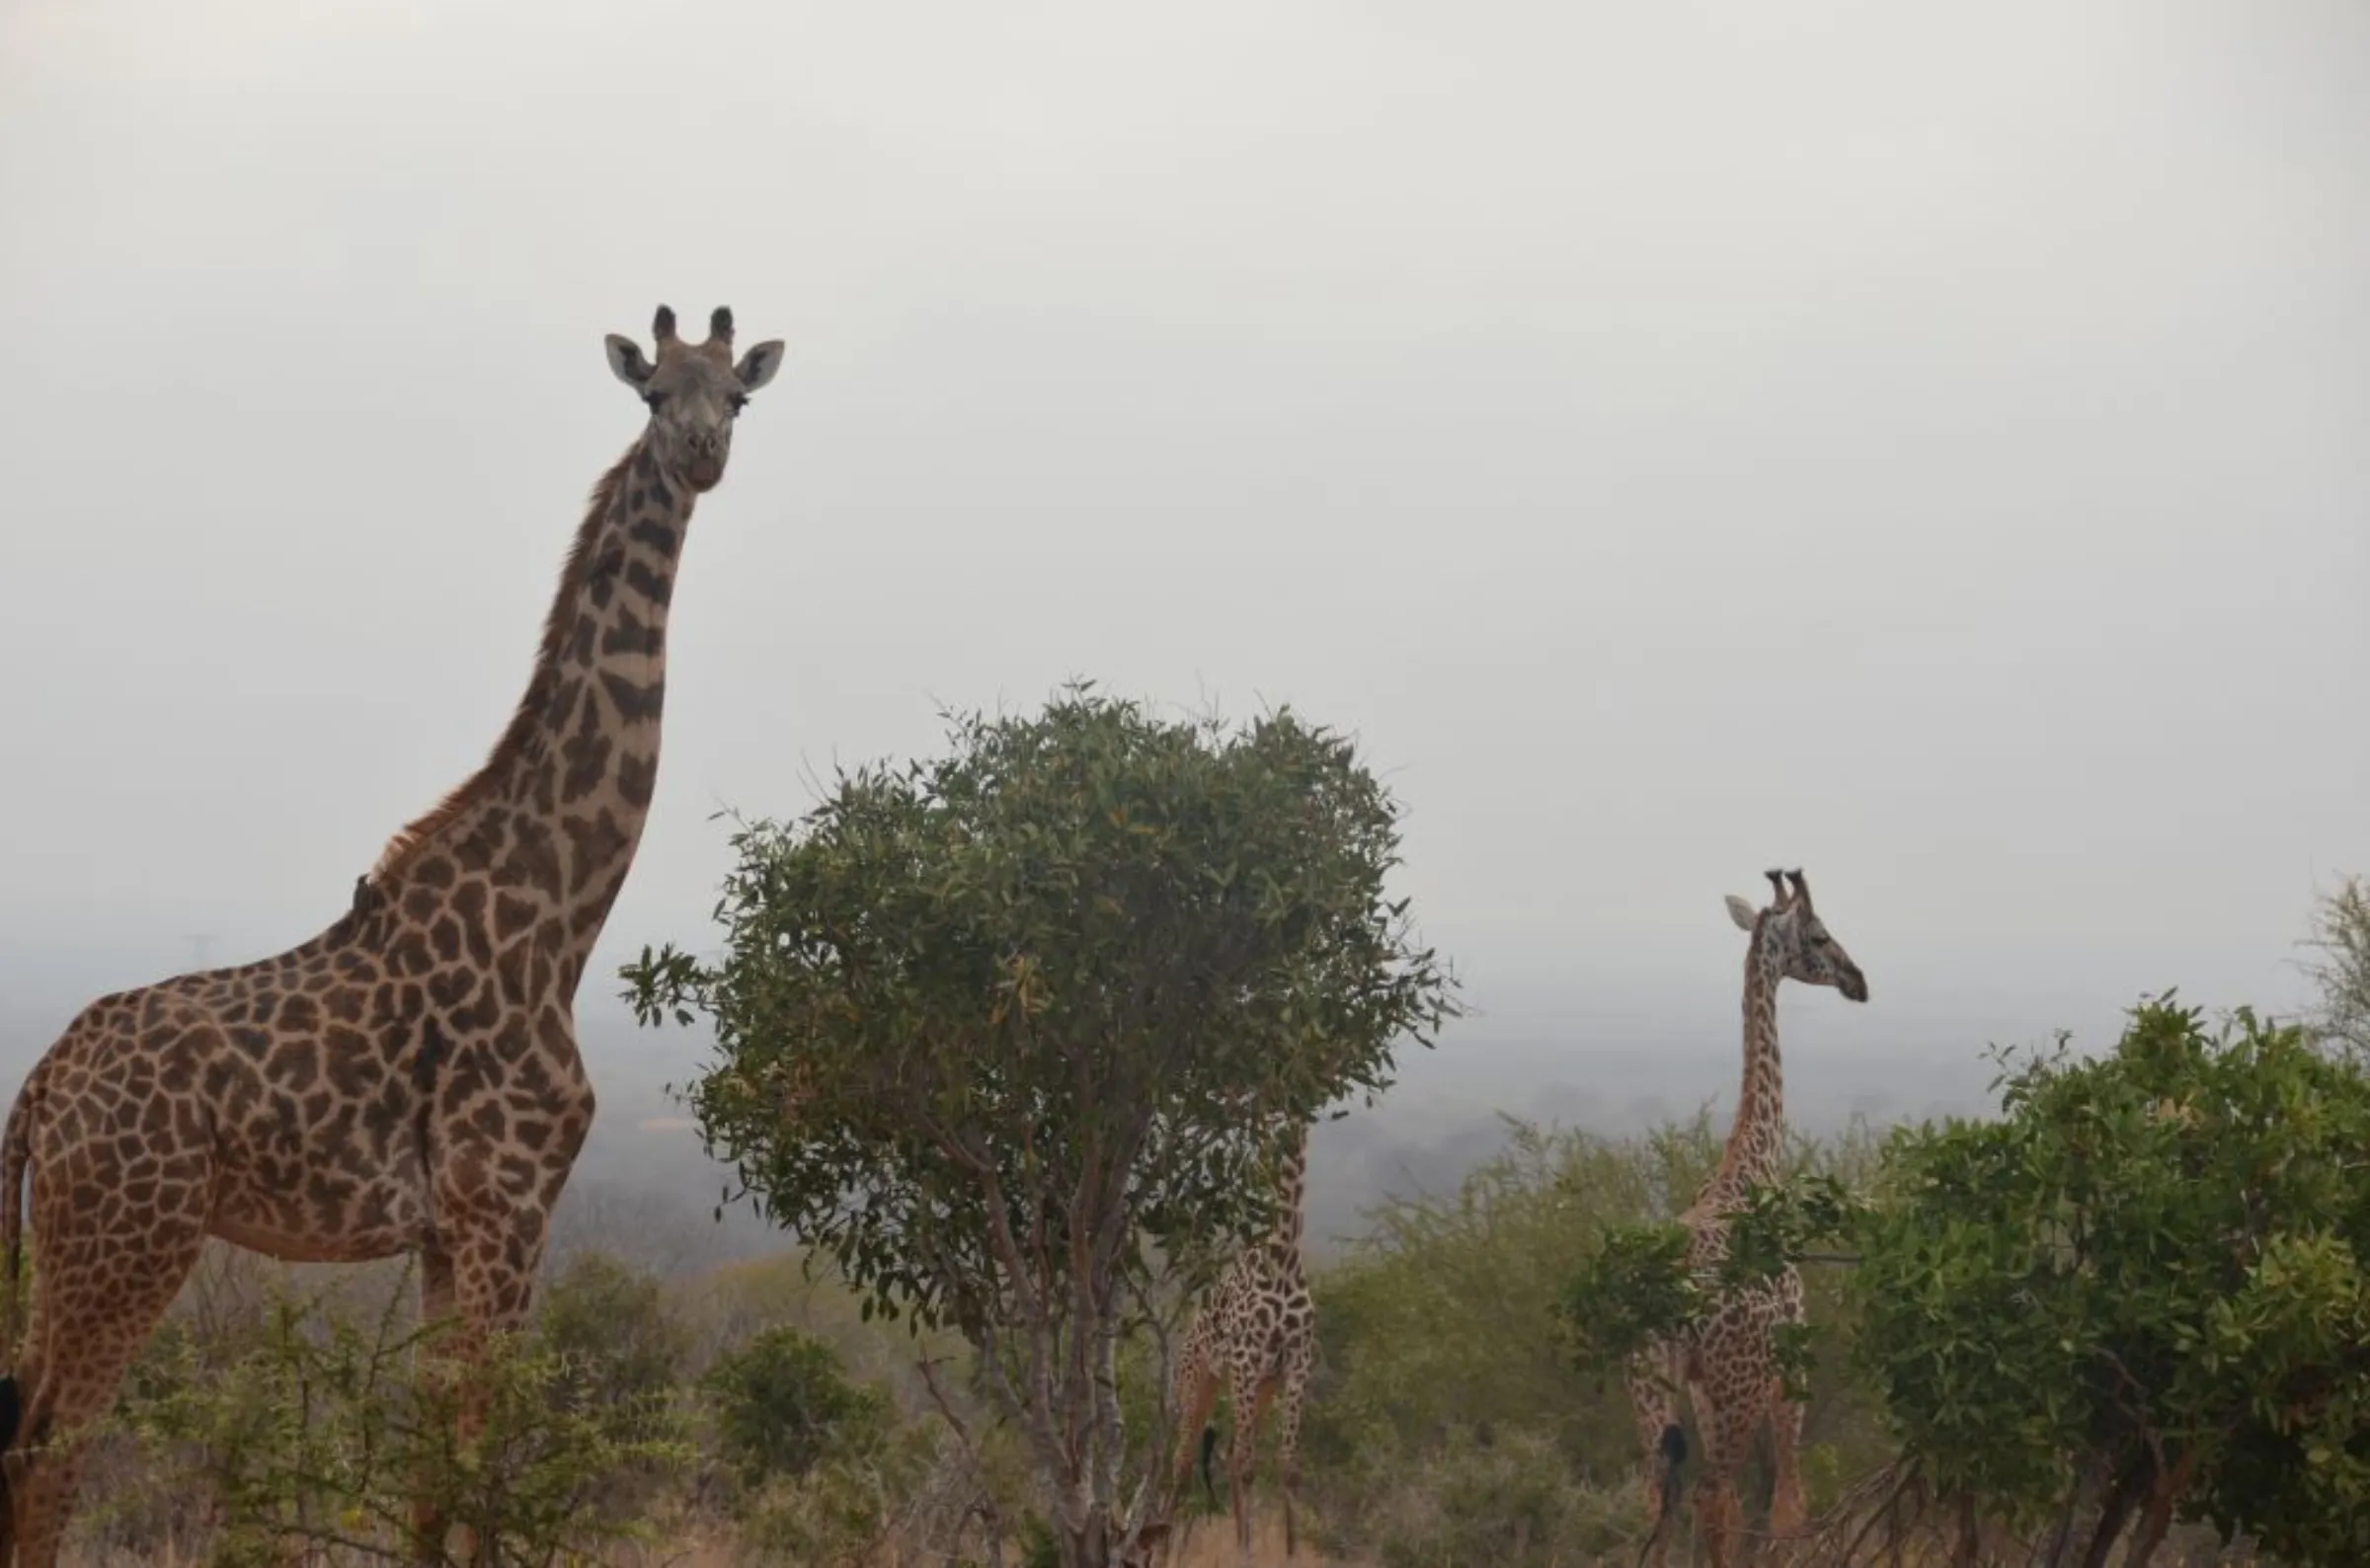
{"left": 1162, "top": 1121, "right": 1318, "bottom": 1568}
{"left": 1627, "top": 869, "right": 1867, "bottom": 1568}
{"left": 0, "top": 304, "right": 786, "bottom": 1567}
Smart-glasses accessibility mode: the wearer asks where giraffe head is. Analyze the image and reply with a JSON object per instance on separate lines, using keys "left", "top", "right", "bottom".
{"left": 1724, "top": 868, "right": 1868, "bottom": 1002}
{"left": 603, "top": 303, "right": 786, "bottom": 493}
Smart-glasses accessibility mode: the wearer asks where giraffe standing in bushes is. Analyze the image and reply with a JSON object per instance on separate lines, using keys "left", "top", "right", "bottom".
{"left": 1626, "top": 869, "right": 1868, "bottom": 1568}
{"left": 1163, "top": 1120, "right": 1318, "bottom": 1567}
{"left": 0, "top": 304, "right": 786, "bottom": 1568}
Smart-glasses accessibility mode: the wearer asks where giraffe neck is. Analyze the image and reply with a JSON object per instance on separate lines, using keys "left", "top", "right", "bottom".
{"left": 1264, "top": 1125, "right": 1309, "bottom": 1262}
{"left": 1714, "top": 932, "right": 1787, "bottom": 1189}
{"left": 363, "top": 438, "right": 696, "bottom": 996}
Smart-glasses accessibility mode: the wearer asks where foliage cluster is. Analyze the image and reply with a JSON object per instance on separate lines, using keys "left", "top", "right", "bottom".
{"left": 103, "top": 1258, "right": 690, "bottom": 1568}
{"left": 1852, "top": 1001, "right": 2370, "bottom": 1565}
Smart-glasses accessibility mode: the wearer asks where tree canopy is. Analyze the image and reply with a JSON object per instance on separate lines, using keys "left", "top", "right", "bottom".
{"left": 1850, "top": 1000, "right": 2370, "bottom": 1565}
{"left": 621, "top": 685, "right": 1457, "bottom": 1566}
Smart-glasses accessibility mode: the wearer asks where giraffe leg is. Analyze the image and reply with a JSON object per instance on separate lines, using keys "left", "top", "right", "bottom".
{"left": 1272, "top": 1339, "right": 1315, "bottom": 1559}
{"left": 432, "top": 1210, "right": 553, "bottom": 1568}
{"left": 1164, "top": 1349, "right": 1219, "bottom": 1519}
{"left": 1692, "top": 1373, "right": 1769, "bottom": 1568}
{"left": 408, "top": 1242, "right": 458, "bottom": 1564}
{"left": 1766, "top": 1375, "right": 1809, "bottom": 1541}
{"left": 1226, "top": 1370, "right": 1275, "bottom": 1567}
{"left": 1625, "top": 1345, "right": 1687, "bottom": 1568}
{"left": 7, "top": 1194, "right": 207, "bottom": 1568}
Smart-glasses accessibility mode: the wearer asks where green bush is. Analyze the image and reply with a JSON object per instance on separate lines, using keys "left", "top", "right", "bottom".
{"left": 108, "top": 1269, "right": 692, "bottom": 1568}
{"left": 701, "top": 1324, "right": 892, "bottom": 1491}
{"left": 534, "top": 1249, "right": 689, "bottom": 1416}
{"left": 1328, "top": 1426, "right": 1640, "bottom": 1568}
{"left": 1846, "top": 999, "right": 2370, "bottom": 1564}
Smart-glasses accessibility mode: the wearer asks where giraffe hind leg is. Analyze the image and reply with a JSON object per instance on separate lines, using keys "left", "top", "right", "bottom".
{"left": 11, "top": 1198, "right": 208, "bottom": 1568}
{"left": 1625, "top": 1345, "right": 1688, "bottom": 1568}
{"left": 1227, "top": 1370, "right": 1276, "bottom": 1565}
{"left": 1164, "top": 1352, "right": 1219, "bottom": 1517}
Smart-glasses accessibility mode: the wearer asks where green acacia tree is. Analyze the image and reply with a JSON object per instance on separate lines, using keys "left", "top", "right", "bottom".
{"left": 620, "top": 686, "right": 1456, "bottom": 1568}
{"left": 1845, "top": 999, "right": 2370, "bottom": 1567}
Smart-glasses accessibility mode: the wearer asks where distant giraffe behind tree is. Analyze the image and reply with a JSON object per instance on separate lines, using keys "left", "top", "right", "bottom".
{"left": 1628, "top": 869, "right": 1868, "bottom": 1568}
{"left": 1161, "top": 1120, "right": 1317, "bottom": 1568}
{"left": 0, "top": 304, "right": 788, "bottom": 1568}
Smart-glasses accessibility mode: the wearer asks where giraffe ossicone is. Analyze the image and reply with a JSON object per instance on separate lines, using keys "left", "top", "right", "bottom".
{"left": 1626, "top": 867, "right": 1868, "bottom": 1568}
{"left": 0, "top": 304, "right": 785, "bottom": 1568}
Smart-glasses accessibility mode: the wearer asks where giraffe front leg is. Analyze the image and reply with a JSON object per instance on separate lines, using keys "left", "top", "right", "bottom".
{"left": 1225, "top": 1370, "right": 1274, "bottom": 1568}
{"left": 1766, "top": 1375, "right": 1808, "bottom": 1542}
{"left": 1692, "top": 1372, "right": 1769, "bottom": 1568}
{"left": 434, "top": 1211, "right": 551, "bottom": 1568}
{"left": 409, "top": 1242, "right": 458, "bottom": 1566}
{"left": 1272, "top": 1339, "right": 1315, "bottom": 1559}
{"left": 1766, "top": 1273, "right": 1811, "bottom": 1545}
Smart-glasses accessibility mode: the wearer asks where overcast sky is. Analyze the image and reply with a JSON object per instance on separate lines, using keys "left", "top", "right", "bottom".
{"left": 2, "top": 0, "right": 2365, "bottom": 1083}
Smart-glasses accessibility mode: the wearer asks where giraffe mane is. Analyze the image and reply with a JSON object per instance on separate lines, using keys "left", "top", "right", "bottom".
{"left": 364, "top": 441, "right": 642, "bottom": 886}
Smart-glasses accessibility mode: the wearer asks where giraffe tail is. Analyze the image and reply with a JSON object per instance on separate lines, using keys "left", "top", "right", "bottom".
{"left": 0, "top": 1073, "right": 31, "bottom": 1376}
{"left": 1197, "top": 1424, "right": 1220, "bottom": 1508}
{"left": 1634, "top": 1422, "right": 1688, "bottom": 1566}
{"left": 0, "top": 1068, "right": 33, "bottom": 1549}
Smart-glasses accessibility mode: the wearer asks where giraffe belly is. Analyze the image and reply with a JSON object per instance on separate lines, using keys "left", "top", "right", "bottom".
{"left": 206, "top": 1194, "right": 428, "bottom": 1264}
{"left": 207, "top": 1113, "right": 435, "bottom": 1263}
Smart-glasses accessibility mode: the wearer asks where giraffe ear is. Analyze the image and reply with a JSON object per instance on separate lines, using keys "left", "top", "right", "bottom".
{"left": 604, "top": 334, "right": 655, "bottom": 389}
{"left": 1724, "top": 895, "right": 1759, "bottom": 932}
{"left": 735, "top": 339, "right": 786, "bottom": 392}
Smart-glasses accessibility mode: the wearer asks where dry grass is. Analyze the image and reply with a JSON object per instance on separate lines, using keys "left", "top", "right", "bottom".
{"left": 56, "top": 1514, "right": 1365, "bottom": 1568}
{"left": 1160, "top": 1513, "right": 1363, "bottom": 1567}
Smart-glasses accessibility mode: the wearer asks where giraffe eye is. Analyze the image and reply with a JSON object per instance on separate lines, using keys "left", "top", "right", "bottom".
{"left": 728, "top": 392, "right": 749, "bottom": 415}
{"left": 643, "top": 390, "right": 669, "bottom": 411}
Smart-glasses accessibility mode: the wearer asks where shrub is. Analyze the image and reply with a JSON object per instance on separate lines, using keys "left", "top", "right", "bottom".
{"left": 701, "top": 1324, "right": 892, "bottom": 1491}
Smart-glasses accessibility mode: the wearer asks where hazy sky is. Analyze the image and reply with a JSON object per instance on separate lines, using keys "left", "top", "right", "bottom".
{"left": 3, "top": 0, "right": 2365, "bottom": 1082}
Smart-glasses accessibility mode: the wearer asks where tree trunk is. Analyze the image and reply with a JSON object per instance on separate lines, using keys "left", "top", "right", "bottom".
{"left": 2123, "top": 1450, "right": 2194, "bottom": 1568}
{"left": 2076, "top": 1458, "right": 2146, "bottom": 1568}
{"left": 1950, "top": 1494, "right": 1980, "bottom": 1566}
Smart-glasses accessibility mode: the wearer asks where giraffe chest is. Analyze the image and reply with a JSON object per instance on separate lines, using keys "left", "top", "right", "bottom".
{"left": 1211, "top": 1263, "right": 1313, "bottom": 1372}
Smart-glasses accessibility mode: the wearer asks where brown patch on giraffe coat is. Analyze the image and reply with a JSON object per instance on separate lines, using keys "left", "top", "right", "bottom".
{"left": 563, "top": 812, "right": 631, "bottom": 895}
{"left": 560, "top": 727, "right": 612, "bottom": 806}
{"left": 615, "top": 751, "right": 657, "bottom": 809}
{"left": 599, "top": 610, "right": 663, "bottom": 659}
{"left": 501, "top": 818, "right": 564, "bottom": 899}
{"left": 596, "top": 669, "right": 664, "bottom": 723}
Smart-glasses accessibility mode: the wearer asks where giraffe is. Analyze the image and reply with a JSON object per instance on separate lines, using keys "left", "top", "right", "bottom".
{"left": 0, "top": 303, "right": 786, "bottom": 1568}
{"left": 1160, "top": 1120, "right": 1318, "bottom": 1567}
{"left": 1626, "top": 868, "right": 1867, "bottom": 1568}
